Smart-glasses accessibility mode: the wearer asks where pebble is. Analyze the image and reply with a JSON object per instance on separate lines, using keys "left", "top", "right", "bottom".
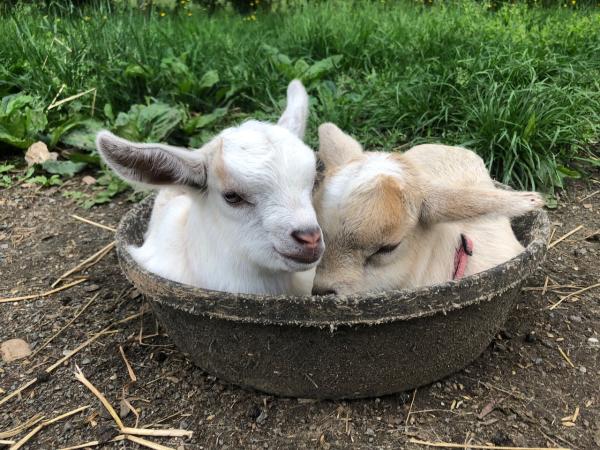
{"left": 569, "top": 315, "right": 583, "bottom": 323}
{"left": 588, "top": 337, "right": 599, "bottom": 344}
{"left": 533, "top": 357, "right": 543, "bottom": 365}
{"left": 366, "top": 428, "right": 375, "bottom": 436}
{"left": 84, "top": 284, "right": 100, "bottom": 292}
{"left": 579, "top": 366, "right": 587, "bottom": 374}
{"left": 573, "top": 248, "right": 587, "bottom": 257}
{"left": 525, "top": 332, "right": 536, "bottom": 343}
{"left": 368, "top": 437, "right": 374, "bottom": 443}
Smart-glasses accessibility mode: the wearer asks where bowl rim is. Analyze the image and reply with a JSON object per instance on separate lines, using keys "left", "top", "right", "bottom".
{"left": 116, "top": 196, "right": 549, "bottom": 327}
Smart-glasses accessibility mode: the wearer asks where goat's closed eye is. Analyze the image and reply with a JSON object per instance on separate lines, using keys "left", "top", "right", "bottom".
{"left": 222, "top": 191, "right": 246, "bottom": 206}
{"left": 365, "top": 242, "right": 400, "bottom": 265}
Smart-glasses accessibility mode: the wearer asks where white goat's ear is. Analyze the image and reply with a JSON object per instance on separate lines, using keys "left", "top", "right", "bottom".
{"left": 318, "top": 122, "right": 363, "bottom": 168}
{"left": 419, "top": 185, "right": 545, "bottom": 225}
{"left": 96, "top": 131, "right": 209, "bottom": 189}
{"left": 277, "top": 79, "right": 309, "bottom": 139}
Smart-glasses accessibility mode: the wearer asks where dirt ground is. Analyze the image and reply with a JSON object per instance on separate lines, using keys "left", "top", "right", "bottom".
{"left": 1, "top": 171, "right": 599, "bottom": 450}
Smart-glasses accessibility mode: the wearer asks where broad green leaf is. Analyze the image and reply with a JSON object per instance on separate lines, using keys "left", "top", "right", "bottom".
{"left": 557, "top": 165, "right": 581, "bottom": 179}
{"left": 0, "top": 93, "right": 47, "bottom": 149}
{"left": 60, "top": 119, "right": 104, "bottom": 151}
{"left": 303, "top": 55, "right": 343, "bottom": 82}
{"left": 183, "top": 107, "right": 228, "bottom": 134}
{"left": 198, "top": 70, "right": 219, "bottom": 90}
{"left": 41, "top": 160, "right": 87, "bottom": 177}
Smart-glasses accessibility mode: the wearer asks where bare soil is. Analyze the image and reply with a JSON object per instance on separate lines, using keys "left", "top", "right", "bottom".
{"left": 1, "top": 173, "right": 599, "bottom": 450}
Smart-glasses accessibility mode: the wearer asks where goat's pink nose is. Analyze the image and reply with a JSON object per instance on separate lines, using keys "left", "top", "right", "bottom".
{"left": 291, "top": 228, "right": 322, "bottom": 248}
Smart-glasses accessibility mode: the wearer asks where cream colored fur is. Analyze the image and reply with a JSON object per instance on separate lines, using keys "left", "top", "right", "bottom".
{"left": 313, "top": 123, "right": 544, "bottom": 294}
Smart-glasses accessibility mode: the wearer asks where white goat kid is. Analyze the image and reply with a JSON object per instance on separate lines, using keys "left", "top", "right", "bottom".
{"left": 312, "top": 123, "right": 544, "bottom": 295}
{"left": 96, "top": 81, "right": 324, "bottom": 295}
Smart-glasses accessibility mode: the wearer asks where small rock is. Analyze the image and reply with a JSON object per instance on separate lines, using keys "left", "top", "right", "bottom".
{"left": 368, "top": 437, "right": 374, "bottom": 443}
{"left": 588, "top": 337, "right": 599, "bottom": 345}
{"left": 83, "top": 284, "right": 100, "bottom": 292}
{"left": 81, "top": 358, "right": 91, "bottom": 365}
{"left": 573, "top": 248, "right": 587, "bottom": 257}
{"left": 533, "top": 357, "right": 543, "bottom": 365}
{"left": 82, "top": 175, "right": 97, "bottom": 185}
{"left": 25, "top": 142, "right": 58, "bottom": 166}
{"left": 365, "top": 428, "right": 375, "bottom": 436}
{"left": 256, "top": 410, "right": 268, "bottom": 425}
{"left": 569, "top": 315, "right": 583, "bottom": 323}
{"left": 579, "top": 366, "right": 587, "bottom": 374}
{"left": 1, "top": 338, "right": 32, "bottom": 362}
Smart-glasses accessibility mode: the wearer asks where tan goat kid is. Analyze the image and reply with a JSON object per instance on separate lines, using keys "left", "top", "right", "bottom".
{"left": 312, "top": 123, "right": 545, "bottom": 295}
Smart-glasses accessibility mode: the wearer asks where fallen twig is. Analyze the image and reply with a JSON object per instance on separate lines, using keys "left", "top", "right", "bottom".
{"left": 57, "top": 441, "right": 100, "bottom": 450}
{"left": 0, "top": 279, "right": 87, "bottom": 304}
{"left": 405, "top": 388, "right": 417, "bottom": 428}
{"left": 408, "top": 438, "right": 569, "bottom": 450}
{"left": 579, "top": 190, "right": 599, "bottom": 202}
{"left": 70, "top": 214, "right": 116, "bottom": 232}
{"left": 8, "top": 406, "right": 89, "bottom": 450}
{"left": 120, "top": 427, "right": 192, "bottom": 438}
{"left": 119, "top": 346, "right": 137, "bottom": 383}
{"left": 0, "top": 415, "right": 44, "bottom": 439}
{"left": 557, "top": 345, "right": 575, "bottom": 368}
{"left": 125, "top": 435, "right": 176, "bottom": 450}
{"left": 549, "top": 282, "right": 600, "bottom": 310}
{"left": 0, "top": 311, "right": 146, "bottom": 408}
{"left": 74, "top": 366, "right": 124, "bottom": 429}
{"left": 51, "top": 243, "right": 115, "bottom": 288}
{"left": 548, "top": 225, "right": 583, "bottom": 249}
{"left": 31, "top": 294, "right": 99, "bottom": 358}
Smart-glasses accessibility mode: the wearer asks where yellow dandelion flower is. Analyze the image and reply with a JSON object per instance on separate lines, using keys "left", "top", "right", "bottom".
{"left": 160, "top": 11, "right": 166, "bottom": 16}
{"left": 187, "top": 11, "right": 192, "bottom": 16}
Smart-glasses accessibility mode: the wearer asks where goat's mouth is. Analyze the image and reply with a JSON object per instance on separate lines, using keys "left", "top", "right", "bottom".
{"left": 274, "top": 248, "right": 322, "bottom": 266}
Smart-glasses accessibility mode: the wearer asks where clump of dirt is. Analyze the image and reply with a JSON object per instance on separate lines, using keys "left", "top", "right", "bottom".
{"left": 0, "top": 173, "right": 599, "bottom": 449}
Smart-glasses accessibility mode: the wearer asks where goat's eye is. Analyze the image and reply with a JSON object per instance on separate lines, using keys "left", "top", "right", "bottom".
{"left": 366, "top": 242, "right": 401, "bottom": 265}
{"left": 222, "top": 191, "right": 244, "bottom": 205}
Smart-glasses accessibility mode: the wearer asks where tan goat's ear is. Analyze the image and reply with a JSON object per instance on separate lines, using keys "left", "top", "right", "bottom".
{"left": 318, "top": 123, "right": 363, "bottom": 168}
{"left": 96, "top": 131, "right": 211, "bottom": 190}
{"left": 419, "top": 185, "right": 545, "bottom": 225}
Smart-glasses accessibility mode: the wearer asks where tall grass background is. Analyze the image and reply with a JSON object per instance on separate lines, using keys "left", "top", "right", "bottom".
{"left": 0, "top": 0, "right": 599, "bottom": 190}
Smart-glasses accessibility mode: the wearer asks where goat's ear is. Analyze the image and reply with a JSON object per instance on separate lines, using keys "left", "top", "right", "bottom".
{"left": 96, "top": 131, "right": 209, "bottom": 189}
{"left": 318, "top": 123, "right": 363, "bottom": 168}
{"left": 277, "top": 80, "right": 309, "bottom": 139}
{"left": 419, "top": 185, "right": 545, "bottom": 225}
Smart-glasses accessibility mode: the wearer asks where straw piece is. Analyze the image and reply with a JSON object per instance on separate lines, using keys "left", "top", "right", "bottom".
{"left": 405, "top": 388, "right": 417, "bottom": 427}
{"left": 549, "top": 282, "right": 600, "bottom": 310}
{"left": 557, "top": 346, "right": 575, "bottom": 368}
{"left": 8, "top": 406, "right": 89, "bottom": 450}
{"left": 46, "top": 330, "right": 117, "bottom": 373}
{"left": 548, "top": 225, "right": 583, "bottom": 249}
{"left": 579, "top": 190, "right": 599, "bottom": 202}
{"left": 121, "top": 427, "right": 192, "bottom": 438}
{"left": 0, "top": 379, "right": 38, "bottom": 408}
{"left": 0, "top": 440, "right": 15, "bottom": 446}
{"left": 31, "top": 294, "right": 99, "bottom": 357}
{"left": 70, "top": 214, "right": 116, "bottom": 232}
{"left": 0, "top": 279, "right": 87, "bottom": 303}
{"left": 43, "top": 405, "right": 90, "bottom": 426}
{"left": 408, "top": 438, "right": 569, "bottom": 450}
{"left": 47, "top": 88, "right": 96, "bottom": 111}
{"left": 0, "top": 414, "right": 44, "bottom": 439}
{"left": 125, "top": 435, "right": 177, "bottom": 450}
{"left": 74, "top": 366, "right": 124, "bottom": 430}
{"left": 57, "top": 441, "right": 100, "bottom": 450}
{"left": 51, "top": 242, "right": 115, "bottom": 287}
{"left": 119, "top": 346, "right": 137, "bottom": 383}
{"left": 9, "top": 424, "right": 44, "bottom": 450}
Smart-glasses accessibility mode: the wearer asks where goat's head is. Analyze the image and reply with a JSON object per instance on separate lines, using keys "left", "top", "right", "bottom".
{"left": 312, "top": 123, "right": 544, "bottom": 295}
{"left": 96, "top": 80, "right": 324, "bottom": 274}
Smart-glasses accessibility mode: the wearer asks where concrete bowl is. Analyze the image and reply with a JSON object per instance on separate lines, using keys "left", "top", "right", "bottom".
{"left": 116, "top": 196, "right": 548, "bottom": 399}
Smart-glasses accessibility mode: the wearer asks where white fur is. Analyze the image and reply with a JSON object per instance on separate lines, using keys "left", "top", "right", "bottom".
{"left": 98, "top": 81, "right": 324, "bottom": 295}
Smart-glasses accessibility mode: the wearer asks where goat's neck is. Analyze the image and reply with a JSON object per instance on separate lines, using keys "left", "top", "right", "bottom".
{"left": 403, "top": 224, "right": 461, "bottom": 287}
{"left": 185, "top": 198, "right": 300, "bottom": 295}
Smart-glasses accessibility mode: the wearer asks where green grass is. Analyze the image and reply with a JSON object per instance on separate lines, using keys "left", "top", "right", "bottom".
{"left": 1, "top": 0, "right": 599, "bottom": 191}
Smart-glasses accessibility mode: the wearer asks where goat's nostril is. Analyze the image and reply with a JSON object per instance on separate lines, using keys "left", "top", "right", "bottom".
{"left": 312, "top": 288, "right": 337, "bottom": 296}
{"left": 291, "top": 228, "right": 322, "bottom": 247}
